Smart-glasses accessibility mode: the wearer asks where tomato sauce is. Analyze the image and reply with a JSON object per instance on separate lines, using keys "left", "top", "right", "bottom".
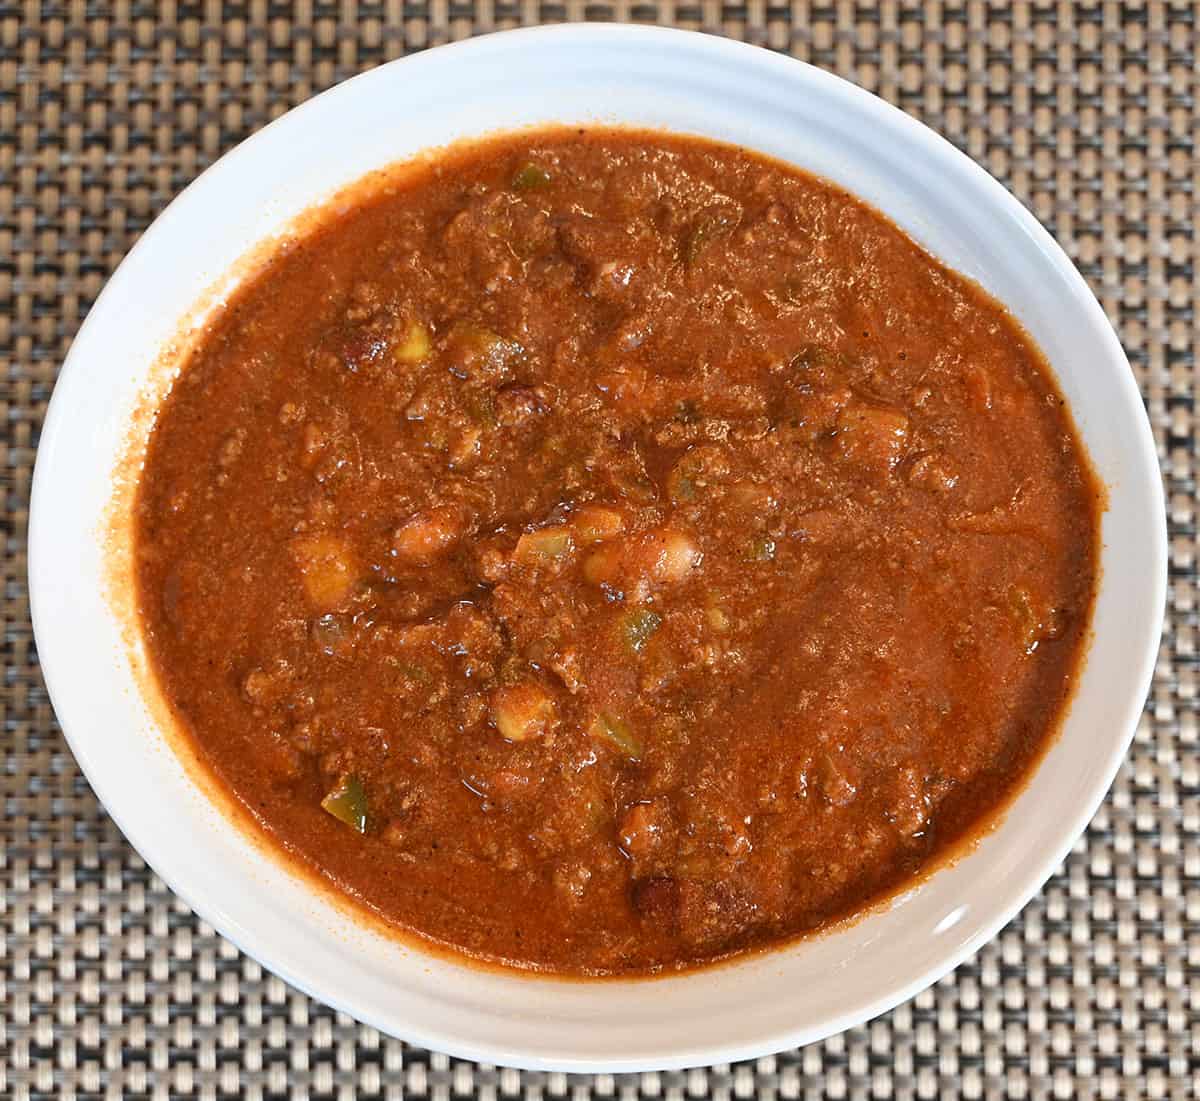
{"left": 135, "top": 130, "right": 1100, "bottom": 974}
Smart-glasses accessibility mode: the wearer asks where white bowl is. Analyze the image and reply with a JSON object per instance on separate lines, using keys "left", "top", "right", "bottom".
{"left": 29, "top": 24, "right": 1165, "bottom": 1072}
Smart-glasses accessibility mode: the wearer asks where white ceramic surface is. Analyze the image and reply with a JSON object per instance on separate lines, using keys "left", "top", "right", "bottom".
{"left": 28, "top": 25, "right": 1165, "bottom": 1072}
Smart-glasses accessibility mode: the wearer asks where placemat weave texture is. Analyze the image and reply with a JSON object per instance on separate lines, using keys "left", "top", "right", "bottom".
{"left": 2, "top": 2, "right": 1196, "bottom": 1097}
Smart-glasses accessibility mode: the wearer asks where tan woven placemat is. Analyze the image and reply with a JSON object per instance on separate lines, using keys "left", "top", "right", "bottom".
{"left": 3, "top": 2, "right": 1195, "bottom": 1097}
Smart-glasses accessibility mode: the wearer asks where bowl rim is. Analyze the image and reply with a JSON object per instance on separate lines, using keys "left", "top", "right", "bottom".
{"left": 28, "top": 22, "right": 1167, "bottom": 1071}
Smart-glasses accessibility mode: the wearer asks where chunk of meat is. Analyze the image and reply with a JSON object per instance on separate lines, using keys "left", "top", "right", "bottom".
{"left": 241, "top": 660, "right": 293, "bottom": 709}
{"left": 815, "top": 751, "right": 860, "bottom": 808}
{"left": 630, "top": 876, "right": 756, "bottom": 951}
{"left": 964, "top": 364, "right": 993, "bottom": 412}
{"left": 495, "top": 385, "right": 548, "bottom": 427}
{"left": 442, "top": 602, "right": 504, "bottom": 666}
{"left": 630, "top": 876, "right": 680, "bottom": 931}
{"left": 949, "top": 481, "right": 1045, "bottom": 537}
{"left": 595, "top": 367, "right": 656, "bottom": 418}
{"left": 553, "top": 862, "right": 593, "bottom": 902}
{"left": 835, "top": 403, "right": 910, "bottom": 475}
{"left": 907, "top": 451, "right": 959, "bottom": 493}
{"left": 1006, "top": 584, "right": 1067, "bottom": 654}
{"left": 571, "top": 504, "right": 626, "bottom": 544}
{"left": 667, "top": 444, "right": 733, "bottom": 503}
{"left": 547, "top": 647, "right": 584, "bottom": 693}
{"left": 674, "top": 879, "right": 758, "bottom": 950}
{"left": 393, "top": 506, "right": 466, "bottom": 563}
{"left": 790, "top": 507, "right": 853, "bottom": 544}
{"left": 617, "top": 800, "right": 672, "bottom": 859}
{"left": 889, "top": 766, "right": 930, "bottom": 836}
{"left": 448, "top": 427, "right": 482, "bottom": 470}
{"left": 557, "top": 215, "right": 637, "bottom": 294}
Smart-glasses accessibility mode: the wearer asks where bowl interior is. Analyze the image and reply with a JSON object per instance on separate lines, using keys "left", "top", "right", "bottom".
{"left": 28, "top": 25, "right": 1164, "bottom": 1072}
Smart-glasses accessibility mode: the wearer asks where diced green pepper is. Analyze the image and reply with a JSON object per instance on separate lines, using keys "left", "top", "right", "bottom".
{"left": 674, "top": 399, "right": 699, "bottom": 423}
{"left": 745, "top": 535, "right": 777, "bottom": 562}
{"left": 621, "top": 608, "right": 662, "bottom": 655}
{"left": 512, "top": 163, "right": 552, "bottom": 191}
{"left": 467, "top": 391, "right": 498, "bottom": 429}
{"left": 670, "top": 474, "right": 696, "bottom": 503}
{"left": 682, "top": 212, "right": 733, "bottom": 264}
{"left": 667, "top": 454, "right": 700, "bottom": 503}
{"left": 321, "top": 773, "right": 369, "bottom": 833}
{"left": 775, "top": 279, "right": 805, "bottom": 306}
{"left": 789, "top": 345, "right": 837, "bottom": 373}
{"left": 705, "top": 601, "right": 730, "bottom": 631}
{"left": 588, "top": 712, "right": 642, "bottom": 758}
{"left": 615, "top": 470, "right": 658, "bottom": 504}
{"left": 1008, "top": 586, "right": 1034, "bottom": 626}
{"left": 513, "top": 526, "right": 573, "bottom": 565}
{"left": 394, "top": 661, "right": 431, "bottom": 685}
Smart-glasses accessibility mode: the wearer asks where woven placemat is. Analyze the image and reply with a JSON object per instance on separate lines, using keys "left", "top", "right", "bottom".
{"left": 2, "top": 2, "right": 1196, "bottom": 1097}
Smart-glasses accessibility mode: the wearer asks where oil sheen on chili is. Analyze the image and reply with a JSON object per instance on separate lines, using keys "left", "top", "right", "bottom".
{"left": 135, "top": 129, "right": 1100, "bottom": 975}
